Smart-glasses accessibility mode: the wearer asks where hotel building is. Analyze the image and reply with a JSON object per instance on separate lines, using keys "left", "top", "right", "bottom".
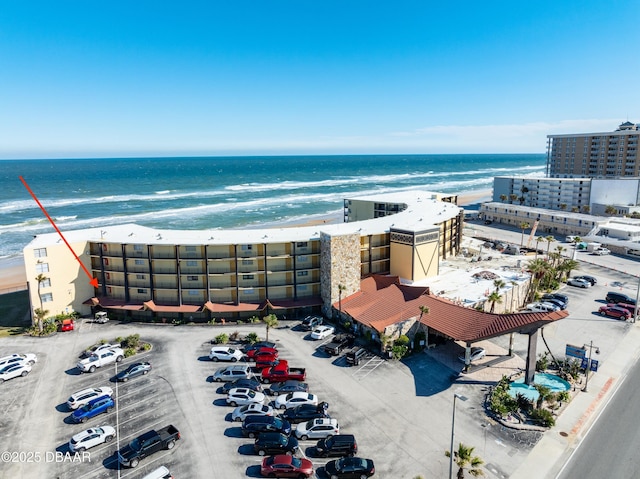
{"left": 546, "top": 121, "right": 639, "bottom": 178}
{"left": 23, "top": 191, "right": 463, "bottom": 323}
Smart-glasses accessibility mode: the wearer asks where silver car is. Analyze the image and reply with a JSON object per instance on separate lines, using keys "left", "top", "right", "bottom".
{"left": 213, "top": 365, "right": 252, "bottom": 382}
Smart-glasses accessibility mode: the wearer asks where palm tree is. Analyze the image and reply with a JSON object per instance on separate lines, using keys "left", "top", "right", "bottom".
{"left": 581, "top": 205, "right": 590, "bottom": 214}
{"left": 519, "top": 222, "right": 530, "bottom": 247}
{"left": 337, "top": 284, "right": 346, "bottom": 319}
{"left": 535, "top": 237, "right": 544, "bottom": 259}
{"left": 493, "top": 279, "right": 506, "bottom": 292}
{"left": 545, "top": 236, "right": 554, "bottom": 258}
{"left": 559, "top": 203, "right": 567, "bottom": 211}
{"left": 445, "top": 443, "right": 485, "bottom": 478}
{"left": 557, "top": 259, "right": 579, "bottom": 281}
{"left": 509, "top": 194, "right": 518, "bottom": 204}
{"left": 417, "top": 305, "right": 430, "bottom": 347}
{"left": 263, "top": 314, "right": 279, "bottom": 342}
{"left": 35, "top": 273, "right": 48, "bottom": 332}
{"left": 499, "top": 194, "right": 507, "bottom": 203}
{"left": 605, "top": 205, "right": 617, "bottom": 216}
{"left": 33, "top": 307, "right": 49, "bottom": 334}
{"left": 487, "top": 291, "right": 502, "bottom": 313}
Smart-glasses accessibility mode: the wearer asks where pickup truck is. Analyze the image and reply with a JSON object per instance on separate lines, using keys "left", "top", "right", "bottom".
{"left": 118, "top": 425, "right": 180, "bottom": 468}
{"left": 77, "top": 347, "right": 124, "bottom": 373}
{"left": 261, "top": 360, "right": 306, "bottom": 384}
{"left": 323, "top": 334, "right": 355, "bottom": 356}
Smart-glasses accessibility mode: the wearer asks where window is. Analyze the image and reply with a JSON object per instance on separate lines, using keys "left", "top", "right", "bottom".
{"left": 185, "top": 246, "right": 196, "bottom": 252}
{"left": 188, "top": 290, "right": 200, "bottom": 296}
{"left": 296, "top": 242, "right": 308, "bottom": 248}
{"left": 40, "top": 293, "right": 53, "bottom": 303}
{"left": 241, "top": 244, "right": 253, "bottom": 251}
{"left": 136, "top": 274, "right": 145, "bottom": 280}
{"left": 297, "top": 271, "right": 309, "bottom": 277}
{"left": 134, "top": 259, "right": 145, "bottom": 265}
{"left": 298, "top": 285, "right": 308, "bottom": 291}
{"left": 35, "top": 263, "right": 49, "bottom": 273}
{"left": 133, "top": 244, "right": 144, "bottom": 251}
{"left": 186, "top": 260, "right": 198, "bottom": 267}
{"left": 39, "top": 278, "right": 51, "bottom": 288}
{"left": 242, "top": 259, "right": 253, "bottom": 265}
{"left": 137, "top": 288, "right": 147, "bottom": 294}
{"left": 243, "top": 274, "right": 254, "bottom": 280}
{"left": 33, "top": 248, "right": 47, "bottom": 258}
{"left": 298, "top": 256, "right": 308, "bottom": 262}
{"left": 187, "top": 275, "right": 198, "bottom": 281}
{"left": 243, "top": 288, "right": 254, "bottom": 295}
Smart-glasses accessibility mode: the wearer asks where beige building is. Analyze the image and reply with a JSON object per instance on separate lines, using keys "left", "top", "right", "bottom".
{"left": 547, "top": 121, "right": 639, "bottom": 178}
{"left": 23, "top": 191, "right": 463, "bottom": 323}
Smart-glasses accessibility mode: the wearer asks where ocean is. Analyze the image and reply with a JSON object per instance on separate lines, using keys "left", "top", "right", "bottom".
{"left": 0, "top": 154, "right": 545, "bottom": 259}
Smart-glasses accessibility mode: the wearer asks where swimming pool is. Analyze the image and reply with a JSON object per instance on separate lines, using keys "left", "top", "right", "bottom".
{"left": 508, "top": 373, "right": 571, "bottom": 402}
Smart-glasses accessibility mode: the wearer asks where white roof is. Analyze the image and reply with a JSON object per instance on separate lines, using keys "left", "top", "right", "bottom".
{"left": 25, "top": 191, "right": 461, "bottom": 249}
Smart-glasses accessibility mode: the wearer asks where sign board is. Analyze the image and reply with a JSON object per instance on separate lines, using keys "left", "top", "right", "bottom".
{"left": 580, "top": 357, "right": 589, "bottom": 369}
{"left": 590, "top": 359, "right": 599, "bottom": 372}
{"left": 566, "top": 344, "right": 587, "bottom": 359}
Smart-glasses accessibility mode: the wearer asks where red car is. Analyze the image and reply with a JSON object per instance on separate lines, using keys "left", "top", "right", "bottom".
{"left": 617, "top": 303, "right": 637, "bottom": 315}
{"left": 246, "top": 347, "right": 279, "bottom": 361}
{"left": 59, "top": 319, "right": 75, "bottom": 332}
{"left": 255, "top": 354, "right": 281, "bottom": 369}
{"left": 260, "top": 454, "right": 313, "bottom": 478}
{"left": 598, "top": 304, "right": 630, "bottom": 320}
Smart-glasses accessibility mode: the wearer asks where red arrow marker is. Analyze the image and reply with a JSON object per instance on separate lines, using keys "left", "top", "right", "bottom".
{"left": 20, "top": 176, "right": 99, "bottom": 288}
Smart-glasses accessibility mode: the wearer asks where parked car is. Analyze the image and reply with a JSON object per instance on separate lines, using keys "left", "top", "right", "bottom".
{"left": 0, "top": 353, "right": 37, "bottom": 368}
{"left": 69, "top": 425, "right": 116, "bottom": 452}
{"left": 606, "top": 292, "right": 636, "bottom": 305}
{"left": 245, "top": 347, "right": 279, "bottom": 361}
{"left": 592, "top": 248, "right": 610, "bottom": 256}
{"left": 67, "top": 386, "right": 114, "bottom": 410}
{"left": 94, "top": 311, "right": 109, "bottom": 324}
{"left": 524, "top": 303, "right": 555, "bottom": 313}
{"left": 242, "top": 416, "right": 292, "bottom": 438}
{"left": 221, "top": 377, "right": 263, "bottom": 394}
{"left": 255, "top": 354, "right": 281, "bottom": 369}
{"left": 574, "top": 275, "right": 597, "bottom": 285}
{"left": 275, "top": 392, "right": 318, "bottom": 410}
{"left": 242, "top": 341, "right": 277, "bottom": 354}
{"left": 323, "top": 334, "right": 356, "bottom": 356}
{"left": 545, "top": 293, "right": 569, "bottom": 305}
{"left": 71, "top": 395, "right": 114, "bottom": 423}
{"left": 310, "top": 326, "right": 335, "bottom": 340}
{"left": 617, "top": 303, "right": 638, "bottom": 315}
{"left": 567, "top": 278, "right": 591, "bottom": 288}
{"left": 294, "top": 418, "right": 339, "bottom": 440}
{"left": 281, "top": 404, "right": 330, "bottom": 424}
{"left": 116, "top": 362, "right": 152, "bottom": 382}
{"left": 79, "top": 343, "right": 119, "bottom": 359}
{"left": 226, "top": 388, "right": 266, "bottom": 407}
{"left": 141, "top": 466, "right": 173, "bottom": 479}
{"left": 315, "top": 434, "right": 358, "bottom": 457}
{"left": 540, "top": 296, "right": 567, "bottom": 310}
{"left": 260, "top": 454, "right": 314, "bottom": 478}
{"left": 118, "top": 425, "right": 180, "bottom": 468}
{"left": 254, "top": 432, "right": 299, "bottom": 456}
{"left": 232, "top": 403, "right": 274, "bottom": 422}
{"left": 268, "top": 380, "right": 309, "bottom": 396}
{"left": 209, "top": 346, "right": 244, "bottom": 362}
{"left": 213, "top": 365, "right": 253, "bottom": 382}
{"left": 598, "top": 305, "right": 631, "bottom": 320}
{"left": 346, "top": 347, "right": 368, "bottom": 366}
{"left": 59, "top": 319, "right": 75, "bottom": 332}
{"left": 300, "top": 315, "right": 323, "bottom": 331}
{"left": 325, "top": 457, "right": 375, "bottom": 479}
{"left": 458, "top": 347, "right": 486, "bottom": 363}
{"left": 0, "top": 362, "right": 32, "bottom": 382}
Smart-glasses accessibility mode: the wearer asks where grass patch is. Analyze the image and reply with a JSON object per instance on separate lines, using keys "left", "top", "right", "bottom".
{"left": 0, "top": 291, "right": 31, "bottom": 328}
{"left": 0, "top": 327, "right": 29, "bottom": 338}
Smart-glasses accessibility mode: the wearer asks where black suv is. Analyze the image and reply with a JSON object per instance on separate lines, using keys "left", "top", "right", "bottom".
{"left": 242, "top": 416, "right": 291, "bottom": 438}
{"left": 282, "top": 404, "right": 330, "bottom": 424}
{"left": 606, "top": 291, "right": 636, "bottom": 305}
{"left": 253, "top": 432, "right": 299, "bottom": 456}
{"left": 300, "top": 315, "right": 323, "bottom": 331}
{"left": 315, "top": 434, "right": 358, "bottom": 457}
{"left": 346, "top": 347, "right": 368, "bottom": 366}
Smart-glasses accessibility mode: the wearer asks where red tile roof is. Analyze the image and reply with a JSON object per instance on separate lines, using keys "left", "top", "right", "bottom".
{"left": 339, "top": 275, "right": 568, "bottom": 341}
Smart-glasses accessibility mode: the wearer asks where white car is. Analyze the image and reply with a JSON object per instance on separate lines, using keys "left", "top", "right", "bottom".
{"left": 69, "top": 425, "right": 116, "bottom": 452}
{"left": 226, "top": 388, "right": 266, "bottom": 407}
{"left": 593, "top": 248, "right": 610, "bottom": 256}
{"left": 275, "top": 392, "right": 318, "bottom": 410}
{"left": 524, "top": 302, "right": 556, "bottom": 313}
{"left": 0, "top": 353, "right": 37, "bottom": 369}
{"left": 310, "top": 325, "right": 335, "bottom": 340}
{"left": 67, "top": 387, "right": 114, "bottom": 410}
{"left": 294, "top": 418, "right": 339, "bottom": 440}
{"left": 458, "top": 347, "right": 486, "bottom": 363}
{"left": 0, "top": 362, "right": 32, "bottom": 382}
{"left": 231, "top": 403, "right": 274, "bottom": 422}
{"left": 567, "top": 278, "right": 591, "bottom": 288}
{"left": 209, "top": 346, "right": 244, "bottom": 362}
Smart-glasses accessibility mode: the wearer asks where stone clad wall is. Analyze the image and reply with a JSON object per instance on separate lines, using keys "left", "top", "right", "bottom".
{"left": 319, "top": 232, "right": 361, "bottom": 317}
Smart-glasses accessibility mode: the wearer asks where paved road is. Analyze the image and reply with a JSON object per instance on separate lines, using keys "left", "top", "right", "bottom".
{"left": 556, "top": 352, "right": 640, "bottom": 479}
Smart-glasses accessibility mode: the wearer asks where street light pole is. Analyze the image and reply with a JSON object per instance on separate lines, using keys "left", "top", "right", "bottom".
{"left": 449, "top": 393, "right": 468, "bottom": 479}
{"left": 583, "top": 341, "right": 600, "bottom": 393}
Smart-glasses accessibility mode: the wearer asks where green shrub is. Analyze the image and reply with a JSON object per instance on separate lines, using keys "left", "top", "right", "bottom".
{"left": 124, "top": 348, "right": 136, "bottom": 358}
{"left": 536, "top": 352, "right": 550, "bottom": 371}
{"left": 114, "top": 336, "right": 124, "bottom": 345}
{"left": 515, "top": 393, "right": 533, "bottom": 412}
{"left": 556, "top": 391, "right": 570, "bottom": 403}
{"left": 395, "top": 335, "right": 410, "bottom": 347}
{"left": 530, "top": 408, "right": 555, "bottom": 427}
{"left": 391, "top": 344, "right": 408, "bottom": 360}
{"left": 245, "top": 332, "right": 259, "bottom": 344}
{"left": 122, "top": 334, "right": 140, "bottom": 349}
{"left": 142, "top": 343, "right": 151, "bottom": 351}
{"left": 214, "top": 333, "right": 229, "bottom": 344}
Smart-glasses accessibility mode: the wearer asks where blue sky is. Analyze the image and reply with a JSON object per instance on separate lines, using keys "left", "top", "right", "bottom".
{"left": 1, "top": 1, "right": 638, "bottom": 158}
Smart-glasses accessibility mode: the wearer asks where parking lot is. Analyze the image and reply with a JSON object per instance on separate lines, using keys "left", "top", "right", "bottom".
{"left": 1, "top": 253, "right": 639, "bottom": 479}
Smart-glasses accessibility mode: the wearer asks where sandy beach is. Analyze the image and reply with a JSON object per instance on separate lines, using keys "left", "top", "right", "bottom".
{"left": 0, "top": 188, "right": 492, "bottom": 294}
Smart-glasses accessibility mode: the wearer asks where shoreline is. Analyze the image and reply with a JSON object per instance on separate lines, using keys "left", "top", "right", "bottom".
{"left": 0, "top": 188, "right": 492, "bottom": 293}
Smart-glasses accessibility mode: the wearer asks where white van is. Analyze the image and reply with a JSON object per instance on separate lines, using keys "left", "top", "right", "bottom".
{"left": 142, "top": 466, "right": 173, "bottom": 479}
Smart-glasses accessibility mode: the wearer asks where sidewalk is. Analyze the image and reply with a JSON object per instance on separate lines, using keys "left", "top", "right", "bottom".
{"left": 511, "top": 321, "right": 640, "bottom": 479}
